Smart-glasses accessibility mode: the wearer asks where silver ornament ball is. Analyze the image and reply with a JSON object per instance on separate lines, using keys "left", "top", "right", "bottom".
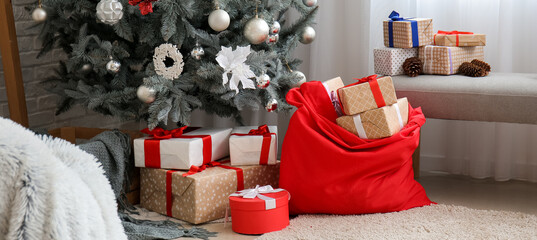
{"left": 303, "top": 0, "right": 318, "bottom": 7}
{"left": 191, "top": 44, "right": 205, "bottom": 60}
{"left": 293, "top": 71, "right": 307, "bottom": 87}
{"left": 299, "top": 26, "right": 316, "bottom": 44}
{"left": 81, "top": 63, "right": 93, "bottom": 74}
{"left": 106, "top": 59, "right": 121, "bottom": 74}
{"left": 137, "top": 85, "right": 156, "bottom": 104}
{"left": 244, "top": 17, "right": 269, "bottom": 44}
{"left": 256, "top": 73, "right": 271, "bottom": 89}
{"left": 96, "top": 0, "right": 123, "bottom": 25}
{"left": 270, "top": 21, "right": 281, "bottom": 34}
{"left": 265, "top": 99, "right": 278, "bottom": 112}
{"left": 208, "top": 9, "right": 230, "bottom": 32}
{"left": 32, "top": 7, "right": 47, "bottom": 22}
{"left": 265, "top": 34, "right": 279, "bottom": 45}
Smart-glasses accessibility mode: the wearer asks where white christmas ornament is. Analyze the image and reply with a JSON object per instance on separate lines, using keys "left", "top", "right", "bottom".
{"left": 294, "top": 71, "right": 307, "bottom": 87}
{"left": 299, "top": 26, "right": 316, "bottom": 44}
{"left": 208, "top": 9, "right": 230, "bottom": 32}
{"left": 153, "top": 43, "right": 184, "bottom": 80}
{"left": 32, "top": 7, "right": 47, "bottom": 22}
{"left": 96, "top": 0, "right": 123, "bottom": 25}
{"left": 137, "top": 85, "right": 156, "bottom": 103}
{"left": 244, "top": 17, "right": 269, "bottom": 44}
{"left": 216, "top": 45, "right": 256, "bottom": 94}
{"left": 303, "top": 0, "right": 317, "bottom": 7}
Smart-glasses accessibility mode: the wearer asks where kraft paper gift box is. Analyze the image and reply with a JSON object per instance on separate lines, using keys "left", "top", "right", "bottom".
{"left": 322, "top": 76, "right": 345, "bottom": 116}
{"left": 419, "top": 45, "right": 485, "bottom": 75}
{"left": 134, "top": 127, "right": 232, "bottom": 170}
{"left": 140, "top": 162, "right": 280, "bottom": 224}
{"left": 433, "top": 31, "right": 486, "bottom": 47}
{"left": 374, "top": 47, "right": 419, "bottom": 76}
{"left": 383, "top": 11, "right": 433, "bottom": 48}
{"left": 337, "top": 75, "right": 397, "bottom": 116}
{"left": 230, "top": 125, "right": 278, "bottom": 166}
{"left": 336, "top": 98, "right": 409, "bottom": 139}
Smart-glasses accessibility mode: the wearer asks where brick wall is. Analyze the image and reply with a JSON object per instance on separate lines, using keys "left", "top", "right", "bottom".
{"left": 0, "top": 1, "right": 144, "bottom": 131}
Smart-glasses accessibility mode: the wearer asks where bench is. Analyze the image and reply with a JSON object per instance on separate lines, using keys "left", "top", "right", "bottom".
{"left": 392, "top": 72, "right": 537, "bottom": 176}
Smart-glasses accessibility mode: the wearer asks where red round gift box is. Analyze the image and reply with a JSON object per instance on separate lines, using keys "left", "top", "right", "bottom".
{"left": 229, "top": 191, "right": 290, "bottom": 234}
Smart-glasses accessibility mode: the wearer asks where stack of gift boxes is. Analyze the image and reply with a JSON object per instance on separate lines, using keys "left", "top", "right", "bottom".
{"left": 374, "top": 11, "right": 486, "bottom": 76}
{"left": 133, "top": 125, "right": 289, "bottom": 233}
{"left": 322, "top": 76, "right": 409, "bottom": 139}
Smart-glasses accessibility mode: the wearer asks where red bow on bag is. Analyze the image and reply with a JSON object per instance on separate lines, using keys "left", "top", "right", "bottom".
{"left": 129, "top": 0, "right": 158, "bottom": 15}
{"left": 434, "top": 31, "right": 474, "bottom": 46}
{"left": 141, "top": 126, "right": 188, "bottom": 139}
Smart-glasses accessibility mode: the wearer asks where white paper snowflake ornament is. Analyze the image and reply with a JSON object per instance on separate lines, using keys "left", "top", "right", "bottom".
{"left": 153, "top": 43, "right": 184, "bottom": 80}
{"left": 216, "top": 45, "right": 256, "bottom": 94}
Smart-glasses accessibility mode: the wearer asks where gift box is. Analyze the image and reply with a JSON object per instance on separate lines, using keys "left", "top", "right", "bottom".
{"left": 134, "top": 127, "right": 232, "bottom": 170}
{"left": 419, "top": 45, "right": 485, "bottom": 75}
{"left": 336, "top": 98, "right": 409, "bottom": 139}
{"left": 433, "top": 31, "right": 486, "bottom": 47}
{"left": 337, "top": 75, "right": 397, "bottom": 116}
{"left": 230, "top": 125, "right": 278, "bottom": 166}
{"left": 322, "top": 76, "right": 345, "bottom": 116}
{"left": 140, "top": 162, "right": 280, "bottom": 224}
{"left": 229, "top": 185, "right": 290, "bottom": 234}
{"left": 383, "top": 11, "right": 433, "bottom": 48}
{"left": 374, "top": 47, "right": 419, "bottom": 76}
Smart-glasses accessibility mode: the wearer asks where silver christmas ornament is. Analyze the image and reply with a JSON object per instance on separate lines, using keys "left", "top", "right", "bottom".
{"left": 293, "top": 71, "right": 307, "bottom": 87}
{"left": 106, "top": 59, "right": 121, "bottom": 74}
{"left": 266, "top": 33, "right": 279, "bottom": 45}
{"left": 191, "top": 44, "right": 205, "bottom": 60}
{"left": 96, "top": 0, "right": 124, "bottom": 25}
{"left": 81, "top": 63, "right": 93, "bottom": 74}
{"left": 32, "top": 7, "right": 47, "bottom": 22}
{"left": 299, "top": 26, "right": 316, "bottom": 44}
{"left": 265, "top": 99, "right": 278, "bottom": 112}
{"left": 256, "top": 73, "right": 271, "bottom": 89}
{"left": 208, "top": 9, "right": 230, "bottom": 32}
{"left": 136, "top": 85, "right": 156, "bottom": 104}
{"left": 244, "top": 17, "right": 269, "bottom": 44}
{"left": 270, "top": 21, "right": 281, "bottom": 34}
{"left": 303, "top": 0, "right": 318, "bottom": 7}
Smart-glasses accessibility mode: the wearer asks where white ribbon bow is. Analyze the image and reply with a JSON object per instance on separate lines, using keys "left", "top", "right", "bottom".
{"left": 230, "top": 185, "right": 288, "bottom": 210}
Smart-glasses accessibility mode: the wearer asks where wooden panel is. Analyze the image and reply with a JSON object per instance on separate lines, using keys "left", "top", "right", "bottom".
{"left": 0, "top": 0, "right": 29, "bottom": 127}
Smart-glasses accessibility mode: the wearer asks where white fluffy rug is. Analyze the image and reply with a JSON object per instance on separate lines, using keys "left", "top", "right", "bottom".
{"left": 257, "top": 204, "right": 537, "bottom": 240}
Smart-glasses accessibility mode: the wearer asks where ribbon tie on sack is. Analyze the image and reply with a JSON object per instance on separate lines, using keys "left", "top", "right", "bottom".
{"left": 387, "top": 11, "right": 419, "bottom": 47}
{"left": 231, "top": 125, "right": 275, "bottom": 165}
{"left": 230, "top": 185, "right": 288, "bottom": 210}
{"left": 434, "top": 30, "right": 474, "bottom": 46}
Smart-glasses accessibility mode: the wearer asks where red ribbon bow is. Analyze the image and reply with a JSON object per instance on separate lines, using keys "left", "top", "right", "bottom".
{"left": 338, "top": 75, "right": 386, "bottom": 115}
{"left": 248, "top": 124, "right": 271, "bottom": 136}
{"left": 141, "top": 126, "right": 187, "bottom": 139}
{"left": 434, "top": 31, "right": 474, "bottom": 46}
{"left": 129, "top": 0, "right": 158, "bottom": 15}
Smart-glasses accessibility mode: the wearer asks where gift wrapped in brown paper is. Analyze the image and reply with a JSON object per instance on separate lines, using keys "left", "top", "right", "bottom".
{"left": 336, "top": 98, "right": 409, "bottom": 139}
{"left": 383, "top": 11, "right": 433, "bottom": 48}
{"left": 419, "top": 45, "right": 484, "bottom": 75}
{"left": 374, "top": 47, "right": 419, "bottom": 76}
{"left": 140, "top": 162, "right": 279, "bottom": 224}
{"left": 337, "top": 75, "right": 397, "bottom": 116}
{"left": 322, "top": 77, "right": 345, "bottom": 116}
{"left": 433, "top": 31, "right": 486, "bottom": 47}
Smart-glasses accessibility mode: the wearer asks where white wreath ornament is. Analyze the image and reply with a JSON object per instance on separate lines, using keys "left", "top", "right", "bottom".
{"left": 153, "top": 43, "right": 184, "bottom": 80}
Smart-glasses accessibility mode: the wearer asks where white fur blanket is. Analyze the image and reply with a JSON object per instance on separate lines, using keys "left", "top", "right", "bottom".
{"left": 0, "top": 118, "right": 127, "bottom": 240}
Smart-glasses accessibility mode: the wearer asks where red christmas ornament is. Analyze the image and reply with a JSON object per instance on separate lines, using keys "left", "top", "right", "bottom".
{"left": 129, "top": 0, "right": 158, "bottom": 15}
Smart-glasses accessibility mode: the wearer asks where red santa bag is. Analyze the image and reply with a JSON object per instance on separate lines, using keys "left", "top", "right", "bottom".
{"left": 280, "top": 81, "right": 433, "bottom": 215}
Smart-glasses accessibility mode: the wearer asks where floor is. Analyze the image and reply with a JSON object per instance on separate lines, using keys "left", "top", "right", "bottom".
{"left": 192, "top": 172, "right": 537, "bottom": 240}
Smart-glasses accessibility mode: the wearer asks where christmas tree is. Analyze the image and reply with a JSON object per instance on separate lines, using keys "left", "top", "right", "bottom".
{"left": 32, "top": 0, "right": 318, "bottom": 129}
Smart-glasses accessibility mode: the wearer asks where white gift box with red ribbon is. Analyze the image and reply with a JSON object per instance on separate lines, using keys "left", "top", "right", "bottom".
{"left": 229, "top": 125, "right": 278, "bottom": 166}
{"left": 134, "top": 127, "right": 232, "bottom": 170}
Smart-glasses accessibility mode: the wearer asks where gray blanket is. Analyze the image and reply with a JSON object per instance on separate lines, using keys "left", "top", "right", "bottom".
{"left": 79, "top": 130, "right": 216, "bottom": 240}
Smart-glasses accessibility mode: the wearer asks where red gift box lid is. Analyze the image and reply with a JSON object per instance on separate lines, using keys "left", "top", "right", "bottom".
{"left": 229, "top": 191, "right": 289, "bottom": 211}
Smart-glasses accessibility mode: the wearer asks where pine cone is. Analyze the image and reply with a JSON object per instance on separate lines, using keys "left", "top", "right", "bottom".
{"left": 459, "top": 62, "right": 486, "bottom": 77}
{"left": 471, "top": 59, "right": 491, "bottom": 73}
{"left": 403, "top": 57, "right": 423, "bottom": 77}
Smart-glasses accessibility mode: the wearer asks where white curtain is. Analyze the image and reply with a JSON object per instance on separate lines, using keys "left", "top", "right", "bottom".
{"left": 300, "top": 0, "right": 537, "bottom": 182}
